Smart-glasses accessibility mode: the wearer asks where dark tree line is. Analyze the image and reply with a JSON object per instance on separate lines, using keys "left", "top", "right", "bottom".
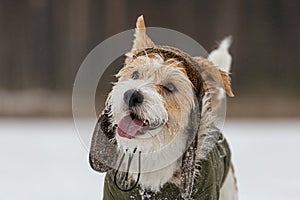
{"left": 0, "top": 0, "right": 299, "bottom": 116}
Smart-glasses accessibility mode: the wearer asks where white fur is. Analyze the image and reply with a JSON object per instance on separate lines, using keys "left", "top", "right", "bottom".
{"left": 110, "top": 59, "right": 239, "bottom": 195}
{"left": 208, "top": 36, "right": 233, "bottom": 100}
{"left": 109, "top": 54, "right": 196, "bottom": 191}
{"left": 110, "top": 54, "right": 238, "bottom": 195}
{"left": 130, "top": 131, "right": 188, "bottom": 191}
{"left": 110, "top": 79, "right": 168, "bottom": 133}
{"left": 208, "top": 36, "right": 232, "bottom": 73}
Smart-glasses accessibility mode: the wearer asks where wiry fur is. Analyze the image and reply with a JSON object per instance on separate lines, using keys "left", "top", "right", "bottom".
{"left": 109, "top": 52, "right": 196, "bottom": 191}
{"left": 106, "top": 15, "right": 238, "bottom": 198}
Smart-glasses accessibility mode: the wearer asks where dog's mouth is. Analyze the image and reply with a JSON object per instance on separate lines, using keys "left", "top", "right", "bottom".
{"left": 117, "top": 112, "right": 162, "bottom": 139}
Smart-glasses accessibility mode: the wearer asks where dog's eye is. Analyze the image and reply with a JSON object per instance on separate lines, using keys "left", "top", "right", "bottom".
{"left": 131, "top": 71, "right": 139, "bottom": 79}
{"left": 163, "top": 83, "right": 177, "bottom": 93}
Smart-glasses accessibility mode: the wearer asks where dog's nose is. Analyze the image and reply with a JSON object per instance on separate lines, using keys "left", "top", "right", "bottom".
{"left": 123, "top": 89, "right": 144, "bottom": 107}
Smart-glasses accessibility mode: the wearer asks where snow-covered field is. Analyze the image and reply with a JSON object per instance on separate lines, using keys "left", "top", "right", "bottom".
{"left": 0, "top": 118, "right": 299, "bottom": 200}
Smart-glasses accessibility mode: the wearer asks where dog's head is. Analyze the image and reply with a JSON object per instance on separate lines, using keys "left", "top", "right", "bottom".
{"left": 107, "top": 16, "right": 202, "bottom": 154}
{"left": 92, "top": 16, "right": 231, "bottom": 159}
{"left": 104, "top": 16, "right": 233, "bottom": 154}
{"left": 110, "top": 50, "right": 197, "bottom": 153}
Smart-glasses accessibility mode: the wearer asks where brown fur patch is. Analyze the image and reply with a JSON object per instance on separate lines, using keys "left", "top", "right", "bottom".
{"left": 136, "top": 15, "right": 146, "bottom": 29}
{"left": 219, "top": 70, "right": 234, "bottom": 97}
{"left": 193, "top": 57, "right": 234, "bottom": 97}
{"left": 134, "top": 47, "right": 203, "bottom": 96}
{"left": 156, "top": 84, "right": 182, "bottom": 133}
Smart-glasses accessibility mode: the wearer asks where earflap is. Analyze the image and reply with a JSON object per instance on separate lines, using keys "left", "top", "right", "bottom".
{"left": 179, "top": 94, "right": 201, "bottom": 199}
{"left": 89, "top": 104, "right": 118, "bottom": 172}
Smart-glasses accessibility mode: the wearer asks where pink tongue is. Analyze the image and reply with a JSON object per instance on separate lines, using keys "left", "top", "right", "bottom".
{"left": 117, "top": 114, "right": 143, "bottom": 139}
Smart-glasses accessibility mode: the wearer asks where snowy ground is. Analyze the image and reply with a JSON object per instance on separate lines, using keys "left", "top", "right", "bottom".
{"left": 0, "top": 118, "right": 299, "bottom": 200}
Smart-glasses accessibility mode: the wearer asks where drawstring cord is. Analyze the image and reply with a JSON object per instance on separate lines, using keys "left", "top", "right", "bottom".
{"left": 114, "top": 147, "right": 141, "bottom": 192}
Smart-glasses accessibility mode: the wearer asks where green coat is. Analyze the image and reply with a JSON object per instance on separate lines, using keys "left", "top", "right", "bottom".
{"left": 102, "top": 129, "right": 231, "bottom": 200}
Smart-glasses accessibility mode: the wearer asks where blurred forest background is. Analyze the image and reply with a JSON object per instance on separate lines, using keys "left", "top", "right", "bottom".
{"left": 0, "top": 0, "right": 299, "bottom": 118}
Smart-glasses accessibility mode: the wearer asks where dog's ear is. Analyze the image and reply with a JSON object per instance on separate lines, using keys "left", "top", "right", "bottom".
{"left": 193, "top": 57, "right": 234, "bottom": 97}
{"left": 219, "top": 70, "right": 234, "bottom": 97}
{"left": 130, "top": 15, "right": 155, "bottom": 54}
{"left": 89, "top": 104, "right": 118, "bottom": 173}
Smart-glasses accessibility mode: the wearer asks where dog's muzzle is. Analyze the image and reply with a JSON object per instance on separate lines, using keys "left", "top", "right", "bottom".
{"left": 123, "top": 89, "right": 144, "bottom": 107}
{"left": 117, "top": 89, "right": 164, "bottom": 139}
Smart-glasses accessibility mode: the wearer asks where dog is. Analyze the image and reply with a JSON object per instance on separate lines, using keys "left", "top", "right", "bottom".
{"left": 89, "top": 15, "right": 238, "bottom": 200}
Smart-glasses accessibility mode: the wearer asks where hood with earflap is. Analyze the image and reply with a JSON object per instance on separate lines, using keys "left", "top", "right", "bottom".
{"left": 89, "top": 45, "right": 231, "bottom": 198}
{"left": 89, "top": 44, "right": 205, "bottom": 169}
